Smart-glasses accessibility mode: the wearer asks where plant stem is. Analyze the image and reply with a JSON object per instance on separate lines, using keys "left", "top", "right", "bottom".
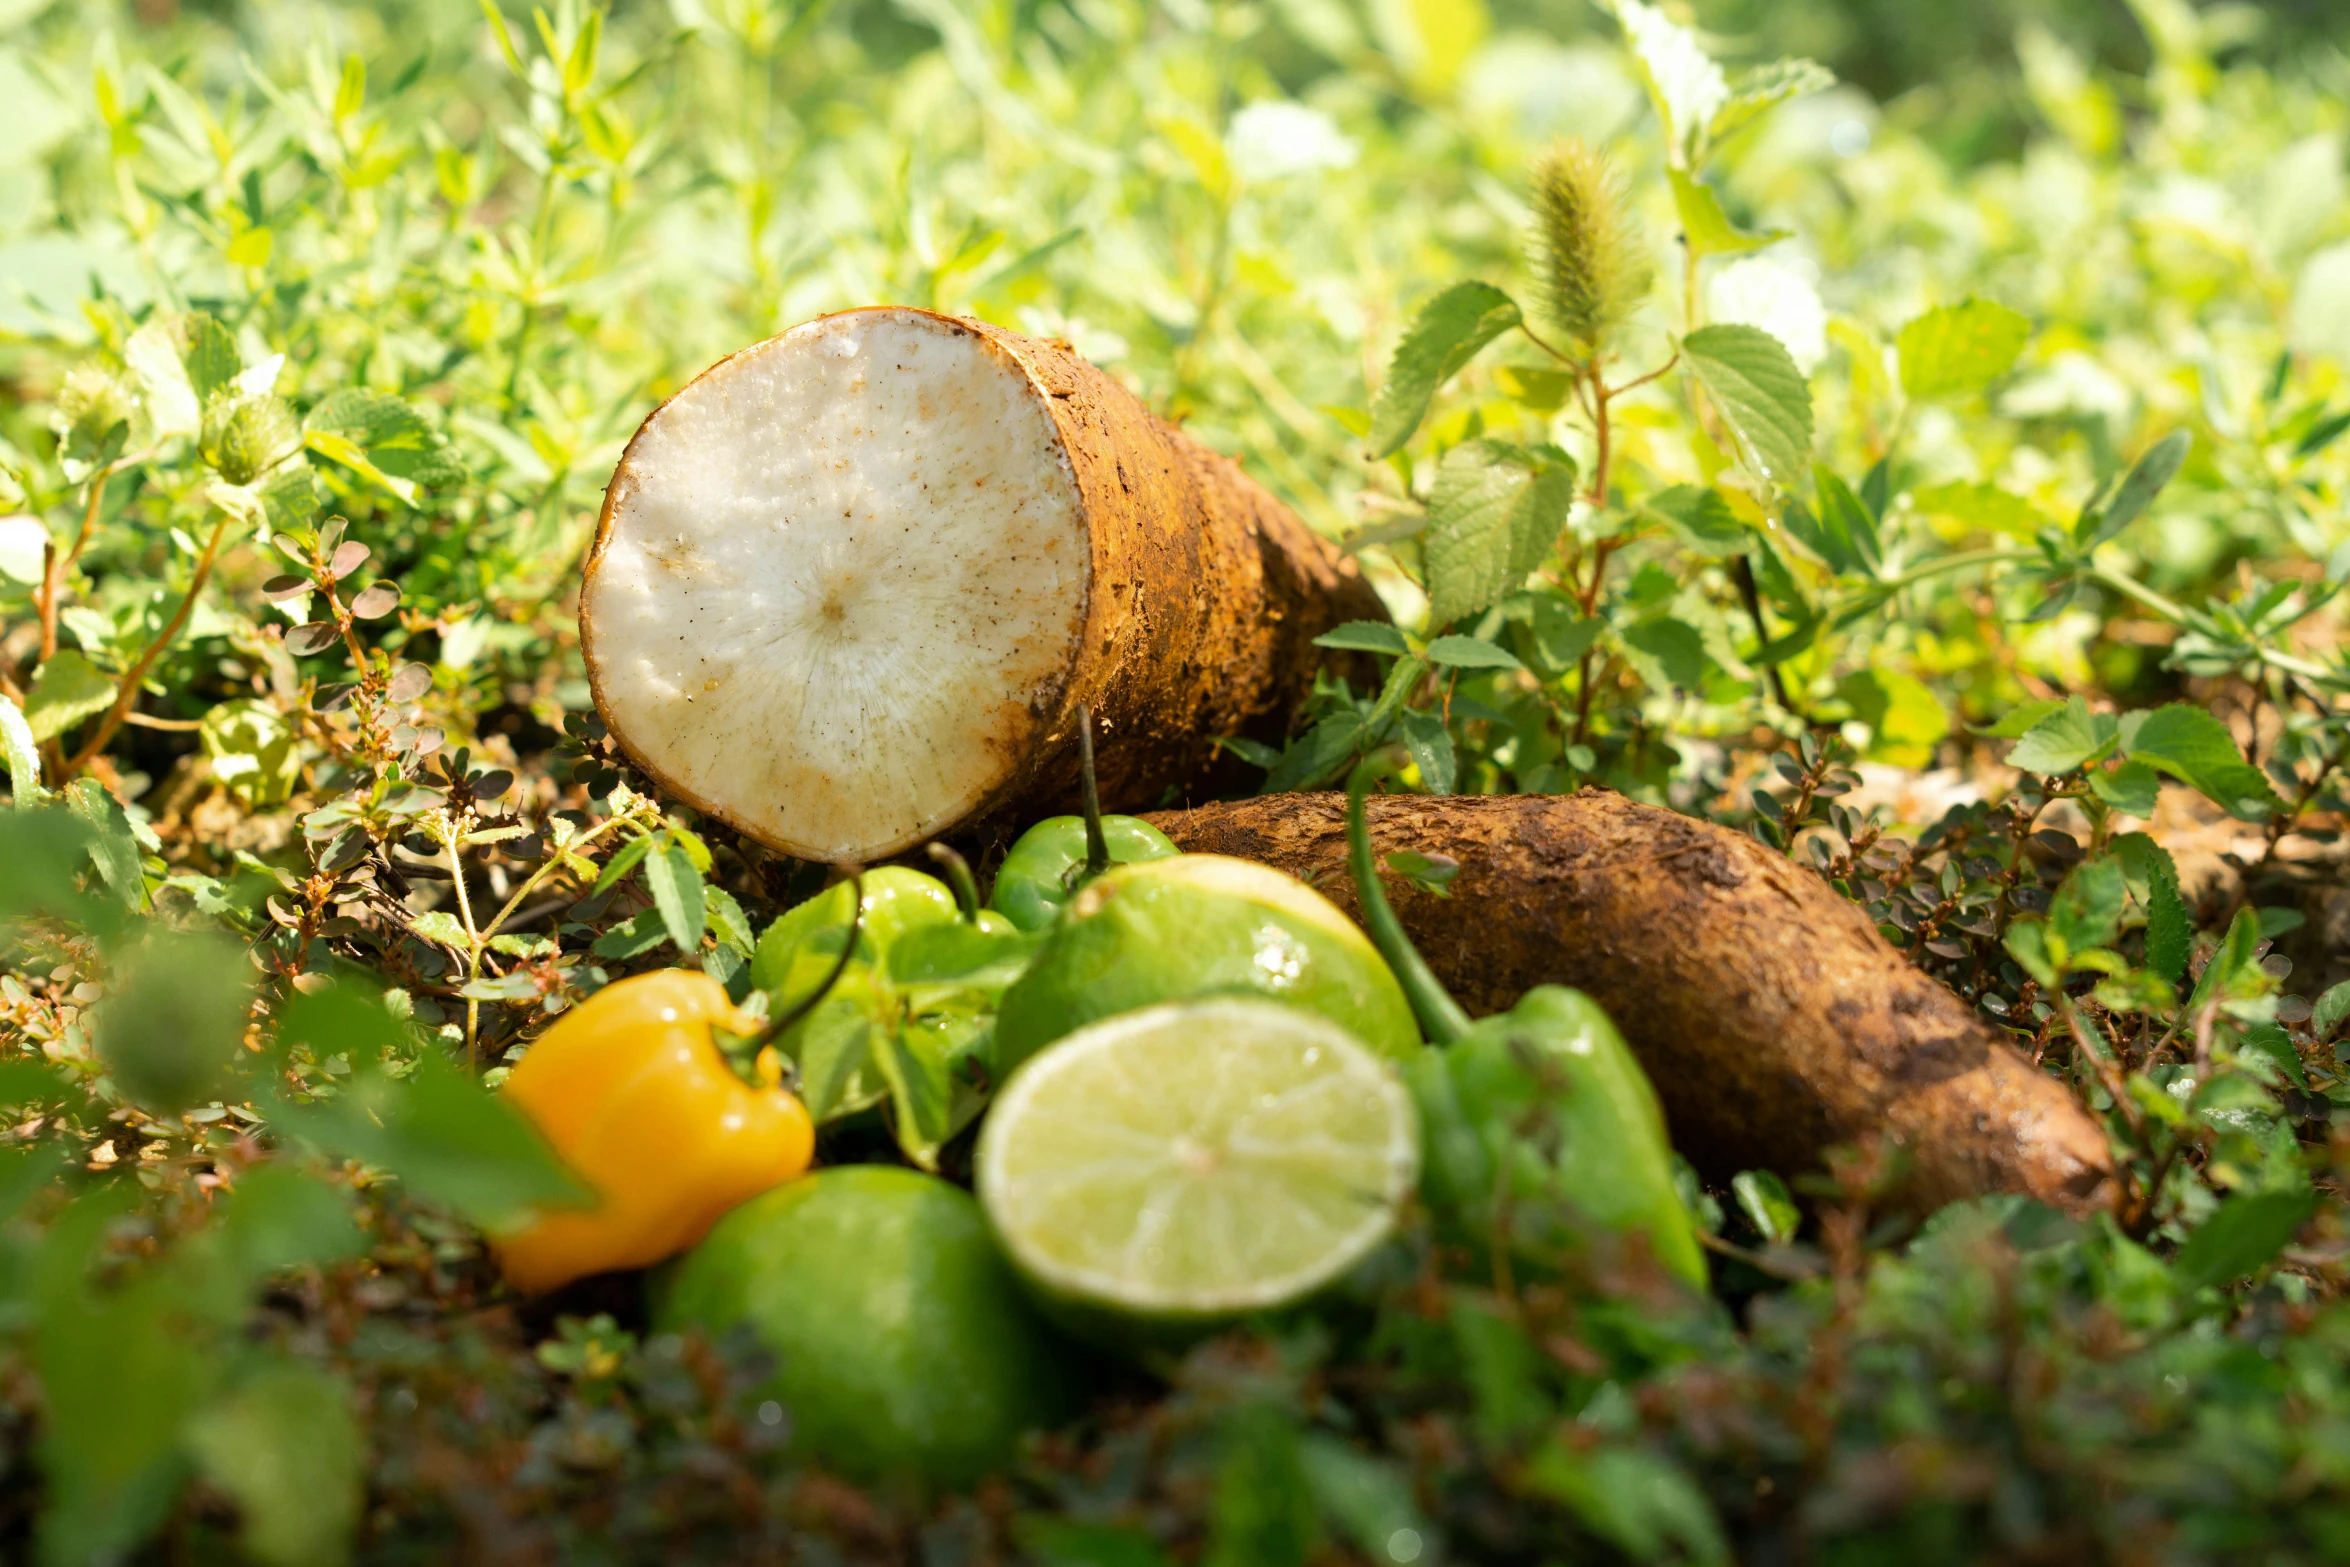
{"left": 446, "top": 829, "right": 485, "bottom": 1066}
{"left": 63, "top": 506, "right": 234, "bottom": 776}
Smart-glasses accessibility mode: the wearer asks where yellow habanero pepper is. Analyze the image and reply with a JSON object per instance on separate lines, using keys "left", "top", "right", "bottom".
{"left": 493, "top": 969, "right": 814, "bottom": 1294}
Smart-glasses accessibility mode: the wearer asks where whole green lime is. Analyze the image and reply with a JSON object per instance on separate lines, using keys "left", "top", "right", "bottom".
{"left": 993, "top": 855, "right": 1420, "bottom": 1074}
{"left": 654, "top": 1166, "right": 1080, "bottom": 1487}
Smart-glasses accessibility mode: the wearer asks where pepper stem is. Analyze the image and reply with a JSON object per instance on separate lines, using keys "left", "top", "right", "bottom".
{"left": 926, "top": 842, "right": 983, "bottom": 922}
{"left": 745, "top": 864, "right": 866, "bottom": 1053}
{"left": 1346, "top": 758, "right": 1472, "bottom": 1045}
{"left": 1077, "top": 701, "right": 1109, "bottom": 878}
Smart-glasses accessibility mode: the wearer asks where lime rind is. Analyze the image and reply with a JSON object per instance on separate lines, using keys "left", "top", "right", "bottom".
{"left": 976, "top": 999, "right": 1420, "bottom": 1321}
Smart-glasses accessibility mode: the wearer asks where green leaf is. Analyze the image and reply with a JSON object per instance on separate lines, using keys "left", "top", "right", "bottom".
{"left": 1522, "top": 1440, "right": 1729, "bottom": 1567}
{"left": 1668, "top": 168, "right": 1786, "bottom": 258}
{"left": 1835, "top": 667, "right": 1948, "bottom": 767}
{"left": 2172, "top": 1189, "right": 2316, "bottom": 1291}
{"left": 1262, "top": 709, "right": 1369, "bottom": 794}
{"left": 1369, "top": 281, "right": 1523, "bottom": 457}
{"left": 590, "top": 832, "right": 655, "bottom": 894}
{"left": 1421, "top": 440, "right": 1571, "bottom": 626}
{"left": 184, "top": 1364, "right": 364, "bottom": 1567}
{"left": 213, "top": 1164, "right": 364, "bottom": 1279}
{"left": 1909, "top": 480, "right": 2048, "bottom": 538}
{"left": 1526, "top": 598, "right": 1602, "bottom": 674}
{"left": 276, "top": 984, "right": 588, "bottom": 1229}
{"left": 94, "top": 930, "right": 251, "bottom": 1115}
{"left": 1399, "top": 707, "right": 1457, "bottom": 793}
{"left": 2049, "top": 856, "right": 2126, "bottom": 955}
{"left": 2312, "top": 980, "right": 2350, "bottom": 1039}
{"left": 2006, "top": 695, "right": 2120, "bottom": 775}
{"left": 2078, "top": 430, "right": 2191, "bottom": 549}
{"left": 644, "top": 838, "right": 707, "bottom": 953}
{"left": 705, "top": 885, "right": 755, "bottom": 955}
{"left": 1205, "top": 1402, "right": 1315, "bottom": 1567}
{"left": 24, "top": 650, "right": 116, "bottom": 743}
{"left": 1976, "top": 698, "right": 2066, "bottom": 738}
{"left": 887, "top": 921, "right": 1038, "bottom": 996}
{"left": 2003, "top": 919, "right": 2057, "bottom": 987}
{"left": 2142, "top": 844, "right": 2192, "bottom": 985}
{"left": 1620, "top": 615, "right": 1713, "bottom": 693}
{"left": 2240, "top": 1021, "right": 2309, "bottom": 1091}
{"left": 1896, "top": 297, "right": 2032, "bottom": 401}
{"left": 184, "top": 313, "right": 242, "bottom": 401}
{"left": 1, "top": 695, "right": 45, "bottom": 806}
{"left": 2120, "top": 704, "right": 2283, "bottom": 819}
{"left": 1643, "top": 484, "right": 1747, "bottom": 557}
{"left": 1683, "top": 324, "right": 1813, "bottom": 489}
{"left": 789, "top": 995, "right": 886, "bottom": 1122}
{"left": 1313, "top": 620, "right": 1411, "bottom": 657}
{"left": 1423, "top": 634, "right": 1524, "bottom": 671}
{"left": 1707, "top": 55, "right": 1834, "bottom": 144}
{"left": 1811, "top": 466, "right": 1881, "bottom": 575}
{"left": 66, "top": 777, "right": 148, "bottom": 910}
{"left": 0, "top": 1058, "right": 69, "bottom": 1110}
{"left": 2187, "top": 908, "right": 2265, "bottom": 1015}
{"left": 408, "top": 910, "right": 468, "bottom": 946}
{"left": 1299, "top": 1436, "right": 1434, "bottom": 1567}
{"left": 1731, "top": 1169, "right": 1799, "bottom": 1244}
{"left": 2088, "top": 759, "right": 2161, "bottom": 816}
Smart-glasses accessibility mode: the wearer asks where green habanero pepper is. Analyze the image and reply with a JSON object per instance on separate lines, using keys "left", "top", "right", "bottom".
{"left": 1343, "top": 764, "right": 1707, "bottom": 1289}
{"left": 986, "top": 814, "right": 1178, "bottom": 932}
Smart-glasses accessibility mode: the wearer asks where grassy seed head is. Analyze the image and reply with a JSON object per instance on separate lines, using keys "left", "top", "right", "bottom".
{"left": 1528, "top": 139, "right": 1652, "bottom": 361}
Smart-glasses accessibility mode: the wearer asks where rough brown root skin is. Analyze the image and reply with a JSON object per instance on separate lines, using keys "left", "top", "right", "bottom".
{"left": 1147, "top": 790, "right": 2119, "bottom": 1218}
{"left": 960, "top": 321, "right": 1384, "bottom": 822}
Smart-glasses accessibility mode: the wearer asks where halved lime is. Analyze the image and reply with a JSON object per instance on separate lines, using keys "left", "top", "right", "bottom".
{"left": 975, "top": 997, "right": 1420, "bottom": 1346}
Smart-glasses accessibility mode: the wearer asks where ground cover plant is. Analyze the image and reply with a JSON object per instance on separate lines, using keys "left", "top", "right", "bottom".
{"left": 5, "top": 0, "right": 2350, "bottom": 1560}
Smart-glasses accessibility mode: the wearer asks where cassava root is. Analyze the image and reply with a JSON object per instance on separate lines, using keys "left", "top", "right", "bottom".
{"left": 1147, "top": 789, "right": 2118, "bottom": 1217}
{"left": 580, "top": 308, "right": 1381, "bottom": 865}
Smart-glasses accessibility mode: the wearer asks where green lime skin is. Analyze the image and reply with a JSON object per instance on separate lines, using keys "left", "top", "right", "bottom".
{"left": 993, "top": 855, "right": 1420, "bottom": 1074}
{"left": 1407, "top": 986, "right": 1706, "bottom": 1289}
{"left": 654, "top": 1166, "right": 1082, "bottom": 1487}
{"left": 986, "top": 815, "right": 1179, "bottom": 933}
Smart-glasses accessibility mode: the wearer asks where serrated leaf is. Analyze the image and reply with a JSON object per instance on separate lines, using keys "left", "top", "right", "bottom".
{"left": 2142, "top": 847, "right": 2192, "bottom": 986}
{"left": 1421, "top": 441, "right": 1571, "bottom": 626}
{"left": 2172, "top": 1189, "right": 2316, "bottom": 1292}
{"left": 589, "top": 832, "right": 655, "bottom": 895}
{"left": 1399, "top": 708, "right": 1457, "bottom": 793}
{"left": 408, "top": 911, "right": 469, "bottom": 946}
{"left": 1707, "top": 55, "right": 1834, "bottom": 144}
{"left": 1643, "top": 484, "right": 1747, "bottom": 556}
{"left": 1369, "top": 282, "right": 1522, "bottom": 457}
{"left": 2006, "top": 695, "right": 2120, "bottom": 775}
{"left": 2088, "top": 759, "right": 2161, "bottom": 816}
{"left": 1668, "top": 168, "right": 1787, "bottom": 258}
{"left": 1620, "top": 615, "right": 1713, "bottom": 692}
{"left": 1683, "top": 323, "right": 1813, "bottom": 489}
{"left": 1423, "top": 634, "right": 1524, "bottom": 671}
{"left": 706, "top": 885, "right": 756, "bottom": 955}
{"left": 2078, "top": 430, "right": 2191, "bottom": 549}
{"left": 2048, "top": 856, "right": 2125, "bottom": 955}
{"left": 184, "top": 314, "right": 242, "bottom": 401}
{"left": 2120, "top": 703, "right": 2283, "bottom": 819}
{"left": 1314, "top": 621, "right": 1412, "bottom": 657}
{"left": 66, "top": 777, "right": 147, "bottom": 909}
{"left": 643, "top": 840, "right": 707, "bottom": 953}
{"left": 2312, "top": 980, "right": 2350, "bottom": 1039}
{"left": 1896, "top": 298, "right": 2032, "bottom": 401}
{"left": 1976, "top": 698, "right": 2066, "bottom": 738}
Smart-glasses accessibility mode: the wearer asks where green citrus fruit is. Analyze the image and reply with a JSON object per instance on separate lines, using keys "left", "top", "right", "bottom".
{"left": 992, "top": 855, "right": 1419, "bottom": 1073}
{"left": 976, "top": 998, "right": 1420, "bottom": 1353}
{"left": 654, "top": 1165, "right": 1080, "bottom": 1486}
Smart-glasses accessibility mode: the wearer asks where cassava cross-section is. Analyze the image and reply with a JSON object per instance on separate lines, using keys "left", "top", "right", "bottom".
{"left": 1148, "top": 789, "right": 2119, "bottom": 1217}
{"left": 580, "top": 307, "right": 1383, "bottom": 864}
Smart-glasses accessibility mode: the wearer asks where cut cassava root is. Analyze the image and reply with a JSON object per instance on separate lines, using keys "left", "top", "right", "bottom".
{"left": 580, "top": 308, "right": 1382, "bottom": 865}
{"left": 1147, "top": 790, "right": 2119, "bottom": 1217}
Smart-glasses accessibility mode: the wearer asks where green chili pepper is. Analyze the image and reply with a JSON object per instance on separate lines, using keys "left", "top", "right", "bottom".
{"left": 1345, "top": 762, "right": 1707, "bottom": 1289}
{"left": 985, "top": 814, "right": 1179, "bottom": 932}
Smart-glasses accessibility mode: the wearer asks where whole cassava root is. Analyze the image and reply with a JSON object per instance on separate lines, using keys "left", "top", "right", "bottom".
{"left": 580, "top": 307, "right": 1381, "bottom": 865}
{"left": 1147, "top": 790, "right": 2119, "bottom": 1216}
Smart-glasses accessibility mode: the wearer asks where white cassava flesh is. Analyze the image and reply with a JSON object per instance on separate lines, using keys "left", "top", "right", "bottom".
{"left": 582, "top": 311, "right": 1089, "bottom": 862}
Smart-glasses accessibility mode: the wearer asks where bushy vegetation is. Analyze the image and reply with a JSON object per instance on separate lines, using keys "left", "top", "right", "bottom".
{"left": 4, "top": 0, "right": 2350, "bottom": 1560}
